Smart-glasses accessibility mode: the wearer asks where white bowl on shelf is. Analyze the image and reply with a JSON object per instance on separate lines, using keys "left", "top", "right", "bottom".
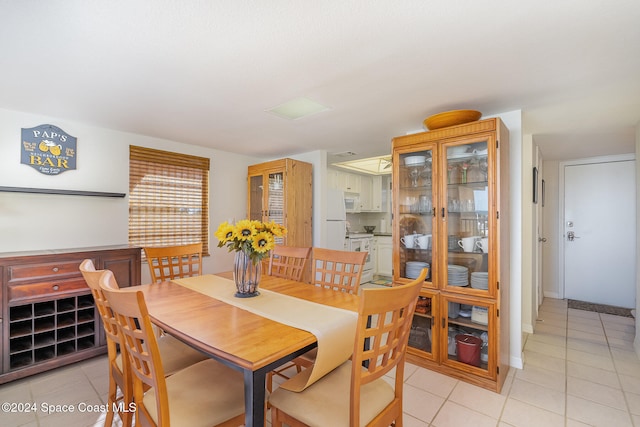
{"left": 404, "top": 155, "right": 426, "bottom": 166}
{"left": 448, "top": 146, "right": 469, "bottom": 155}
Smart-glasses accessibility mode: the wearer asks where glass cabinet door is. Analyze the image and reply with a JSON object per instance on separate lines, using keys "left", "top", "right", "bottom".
{"left": 442, "top": 295, "right": 494, "bottom": 376}
{"left": 249, "top": 171, "right": 285, "bottom": 245}
{"left": 408, "top": 291, "right": 437, "bottom": 361}
{"left": 267, "top": 171, "right": 285, "bottom": 225}
{"left": 442, "top": 139, "right": 491, "bottom": 294}
{"left": 249, "top": 174, "right": 264, "bottom": 221}
{"left": 394, "top": 147, "right": 436, "bottom": 286}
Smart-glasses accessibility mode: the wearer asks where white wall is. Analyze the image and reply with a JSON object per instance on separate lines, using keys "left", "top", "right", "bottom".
{"left": 0, "top": 107, "right": 262, "bottom": 284}
{"left": 487, "top": 110, "right": 524, "bottom": 370}
{"left": 541, "top": 160, "right": 561, "bottom": 298}
{"left": 636, "top": 121, "right": 640, "bottom": 355}
{"left": 521, "top": 134, "right": 534, "bottom": 336}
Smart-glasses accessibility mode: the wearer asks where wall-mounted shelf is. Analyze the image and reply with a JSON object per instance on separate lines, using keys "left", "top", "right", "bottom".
{"left": 0, "top": 186, "right": 126, "bottom": 198}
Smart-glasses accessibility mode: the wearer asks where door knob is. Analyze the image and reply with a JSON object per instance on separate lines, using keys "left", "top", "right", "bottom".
{"left": 567, "top": 231, "right": 580, "bottom": 241}
{"left": 538, "top": 237, "right": 547, "bottom": 242}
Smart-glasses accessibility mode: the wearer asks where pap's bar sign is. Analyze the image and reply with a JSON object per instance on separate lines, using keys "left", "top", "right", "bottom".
{"left": 21, "top": 124, "right": 77, "bottom": 175}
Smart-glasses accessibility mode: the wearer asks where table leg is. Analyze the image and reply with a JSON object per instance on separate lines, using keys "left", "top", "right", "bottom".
{"left": 244, "top": 368, "right": 266, "bottom": 427}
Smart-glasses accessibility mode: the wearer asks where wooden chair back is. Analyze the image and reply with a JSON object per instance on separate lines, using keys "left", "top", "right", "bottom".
{"left": 79, "top": 259, "right": 132, "bottom": 427}
{"left": 144, "top": 243, "right": 203, "bottom": 282}
{"left": 350, "top": 267, "right": 426, "bottom": 426}
{"left": 100, "top": 273, "right": 170, "bottom": 427}
{"left": 269, "top": 268, "right": 427, "bottom": 427}
{"left": 268, "top": 245, "right": 311, "bottom": 282}
{"left": 79, "top": 259, "right": 121, "bottom": 345}
{"left": 311, "top": 247, "right": 367, "bottom": 294}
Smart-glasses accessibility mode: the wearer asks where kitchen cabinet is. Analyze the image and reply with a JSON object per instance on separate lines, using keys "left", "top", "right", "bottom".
{"left": 342, "top": 172, "right": 361, "bottom": 193}
{"left": 0, "top": 245, "right": 141, "bottom": 384}
{"left": 248, "top": 158, "right": 313, "bottom": 248}
{"left": 375, "top": 236, "right": 393, "bottom": 277}
{"left": 381, "top": 175, "right": 391, "bottom": 214}
{"left": 360, "top": 175, "right": 382, "bottom": 212}
{"left": 392, "top": 118, "right": 510, "bottom": 392}
{"left": 327, "top": 169, "right": 361, "bottom": 194}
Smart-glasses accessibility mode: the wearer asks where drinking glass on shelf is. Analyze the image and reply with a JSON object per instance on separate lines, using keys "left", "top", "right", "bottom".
{"left": 420, "top": 162, "right": 432, "bottom": 186}
{"left": 479, "top": 158, "right": 488, "bottom": 180}
{"left": 408, "top": 166, "right": 421, "bottom": 187}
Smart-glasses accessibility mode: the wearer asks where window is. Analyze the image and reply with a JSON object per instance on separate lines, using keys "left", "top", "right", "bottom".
{"left": 129, "top": 145, "right": 210, "bottom": 255}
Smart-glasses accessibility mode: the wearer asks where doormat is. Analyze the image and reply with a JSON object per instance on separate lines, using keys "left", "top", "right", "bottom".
{"left": 369, "top": 278, "right": 393, "bottom": 286}
{"left": 567, "top": 300, "right": 634, "bottom": 318}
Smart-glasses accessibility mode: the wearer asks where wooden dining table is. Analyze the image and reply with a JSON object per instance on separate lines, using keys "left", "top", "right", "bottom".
{"left": 138, "top": 272, "right": 359, "bottom": 427}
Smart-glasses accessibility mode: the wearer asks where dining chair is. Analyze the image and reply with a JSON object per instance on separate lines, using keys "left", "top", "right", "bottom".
{"left": 265, "top": 245, "right": 312, "bottom": 393}
{"left": 144, "top": 243, "right": 203, "bottom": 283}
{"left": 99, "top": 270, "right": 246, "bottom": 427}
{"left": 268, "top": 245, "right": 311, "bottom": 282}
{"left": 268, "top": 268, "right": 427, "bottom": 427}
{"left": 267, "top": 248, "right": 368, "bottom": 392}
{"left": 79, "top": 259, "right": 208, "bottom": 427}
{"left": 311, "top": 247, "right": 368, "bottom": 294}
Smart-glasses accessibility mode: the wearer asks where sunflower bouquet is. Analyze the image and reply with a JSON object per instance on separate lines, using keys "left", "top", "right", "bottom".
{"left": 215, "top": 219, "right": 287, "bottom": 264}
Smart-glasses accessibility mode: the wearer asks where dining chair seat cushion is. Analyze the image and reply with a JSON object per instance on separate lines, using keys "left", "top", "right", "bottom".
{"left": 156, "top": 334, "right": 208, "bottom": 376}
{"left": 113, "top": 334, "right": 206, "bottom": 376}
{"left": 115, "top": 353, "right": 123, "bottom": 371}
{"left": 142, "top": 359, "right": 245, "bottom": 427}
{"left": 269, "top": 361, "right": 394, "bottom": 427}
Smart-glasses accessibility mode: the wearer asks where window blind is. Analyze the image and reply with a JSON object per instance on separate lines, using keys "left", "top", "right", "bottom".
{"left": 129, "top": 145, "right": 210, "bottom": 256}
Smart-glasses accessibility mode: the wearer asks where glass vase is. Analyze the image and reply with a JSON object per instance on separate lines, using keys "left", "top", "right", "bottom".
{"left": 233, "top": 251, "right": 261, "bottom": 297}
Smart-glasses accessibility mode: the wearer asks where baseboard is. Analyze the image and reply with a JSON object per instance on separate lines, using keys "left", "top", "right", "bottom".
{"left": 510, "top": 352, "right": 524, "bottom": 370}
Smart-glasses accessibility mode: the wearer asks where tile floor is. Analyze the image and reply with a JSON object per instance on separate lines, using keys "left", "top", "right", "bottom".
{"left": 0, "top": 298, "right": 638, "bottom": 427}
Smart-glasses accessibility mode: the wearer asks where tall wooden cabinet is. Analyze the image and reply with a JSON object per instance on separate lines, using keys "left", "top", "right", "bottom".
{"left": 0, "top": 245, "right": 141, "bottom": 384}
{"left": 248, "top": 158, "right": 313, "bottom": 248}
{"left": 392, "top": 118, "right": 510, "bottom": 392}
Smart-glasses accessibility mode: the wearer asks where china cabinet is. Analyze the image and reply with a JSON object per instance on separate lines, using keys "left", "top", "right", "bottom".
{"left": 0, "top": 245, "right": 141, "bottom": 384}
{"left": 392, "top": 118, "right": 510, "bottom": 392}
{"left": 247, "top": 158, "right": 313, "bottom": 248}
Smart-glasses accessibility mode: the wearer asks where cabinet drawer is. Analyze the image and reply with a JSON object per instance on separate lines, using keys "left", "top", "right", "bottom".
{"left": 8, "top": 278, "right": 89, "bottom": 303}
{"left": 8, "top": 260, "right": 86, "bottom": 283}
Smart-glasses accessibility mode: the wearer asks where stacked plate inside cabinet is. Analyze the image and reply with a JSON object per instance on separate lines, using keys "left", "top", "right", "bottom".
{"left": 470, "top": 272, "right": 489, "bottom": 290}
{"left": 447, "top": 265, "right": 468, "bottom": 286}
{"left": 406, "top": 261, "right": 429, "bottom": 279}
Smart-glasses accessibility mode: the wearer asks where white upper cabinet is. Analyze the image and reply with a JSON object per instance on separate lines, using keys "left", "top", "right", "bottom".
{"left": 360, "top": 175, "right": 382, "bottom": 212}
{"left": 328, "top": 169, "right": 361, "bottom": 193}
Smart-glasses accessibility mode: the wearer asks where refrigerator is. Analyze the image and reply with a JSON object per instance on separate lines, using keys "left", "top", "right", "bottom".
{"left": 326, "top": 189, "right": 347, "bottom": 250}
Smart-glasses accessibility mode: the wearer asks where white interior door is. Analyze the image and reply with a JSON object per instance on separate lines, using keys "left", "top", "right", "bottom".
{"left": 563, "top": 158, "right": 636, "bottom": 308}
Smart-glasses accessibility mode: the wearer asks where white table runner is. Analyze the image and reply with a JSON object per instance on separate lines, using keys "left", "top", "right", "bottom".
{"left": 173, "top": 274, "right": 357, "bottom": 391}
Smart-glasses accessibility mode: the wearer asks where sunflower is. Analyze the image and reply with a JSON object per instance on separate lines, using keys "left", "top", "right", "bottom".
{"left": 251, "top": 231, "right": 275, "bottom": 253}
{"left": 214, "top": 221, "right": 236, "bottom": 244}
{"left": 266, "top": 221, "right": 287, "bottom": 237}
{"left": 215, "top": 219, "right": 287, "bottom": 263}
{"left": 234, "top": 219, "right": 256, "bottom": 241}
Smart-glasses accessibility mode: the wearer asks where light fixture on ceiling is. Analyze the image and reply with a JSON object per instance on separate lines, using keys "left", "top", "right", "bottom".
{"left": 332, "top": 155, "right": 393, "bottom": 175}
{"left": 265, "top": 97, "right": 331, "bottom": 120}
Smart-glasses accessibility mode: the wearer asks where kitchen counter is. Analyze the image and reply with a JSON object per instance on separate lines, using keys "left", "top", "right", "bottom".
{"left": 346, "top": 232, "right": 374, "bottom": 238}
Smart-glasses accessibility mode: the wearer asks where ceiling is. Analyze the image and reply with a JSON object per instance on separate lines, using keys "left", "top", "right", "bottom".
{"left": 1, "top": 1, "right": 639, "bottom": 162}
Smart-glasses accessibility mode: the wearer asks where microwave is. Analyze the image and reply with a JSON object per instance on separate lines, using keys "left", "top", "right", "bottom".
{"left": 344, "top": 193, "right": 360, "bottom": 213}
